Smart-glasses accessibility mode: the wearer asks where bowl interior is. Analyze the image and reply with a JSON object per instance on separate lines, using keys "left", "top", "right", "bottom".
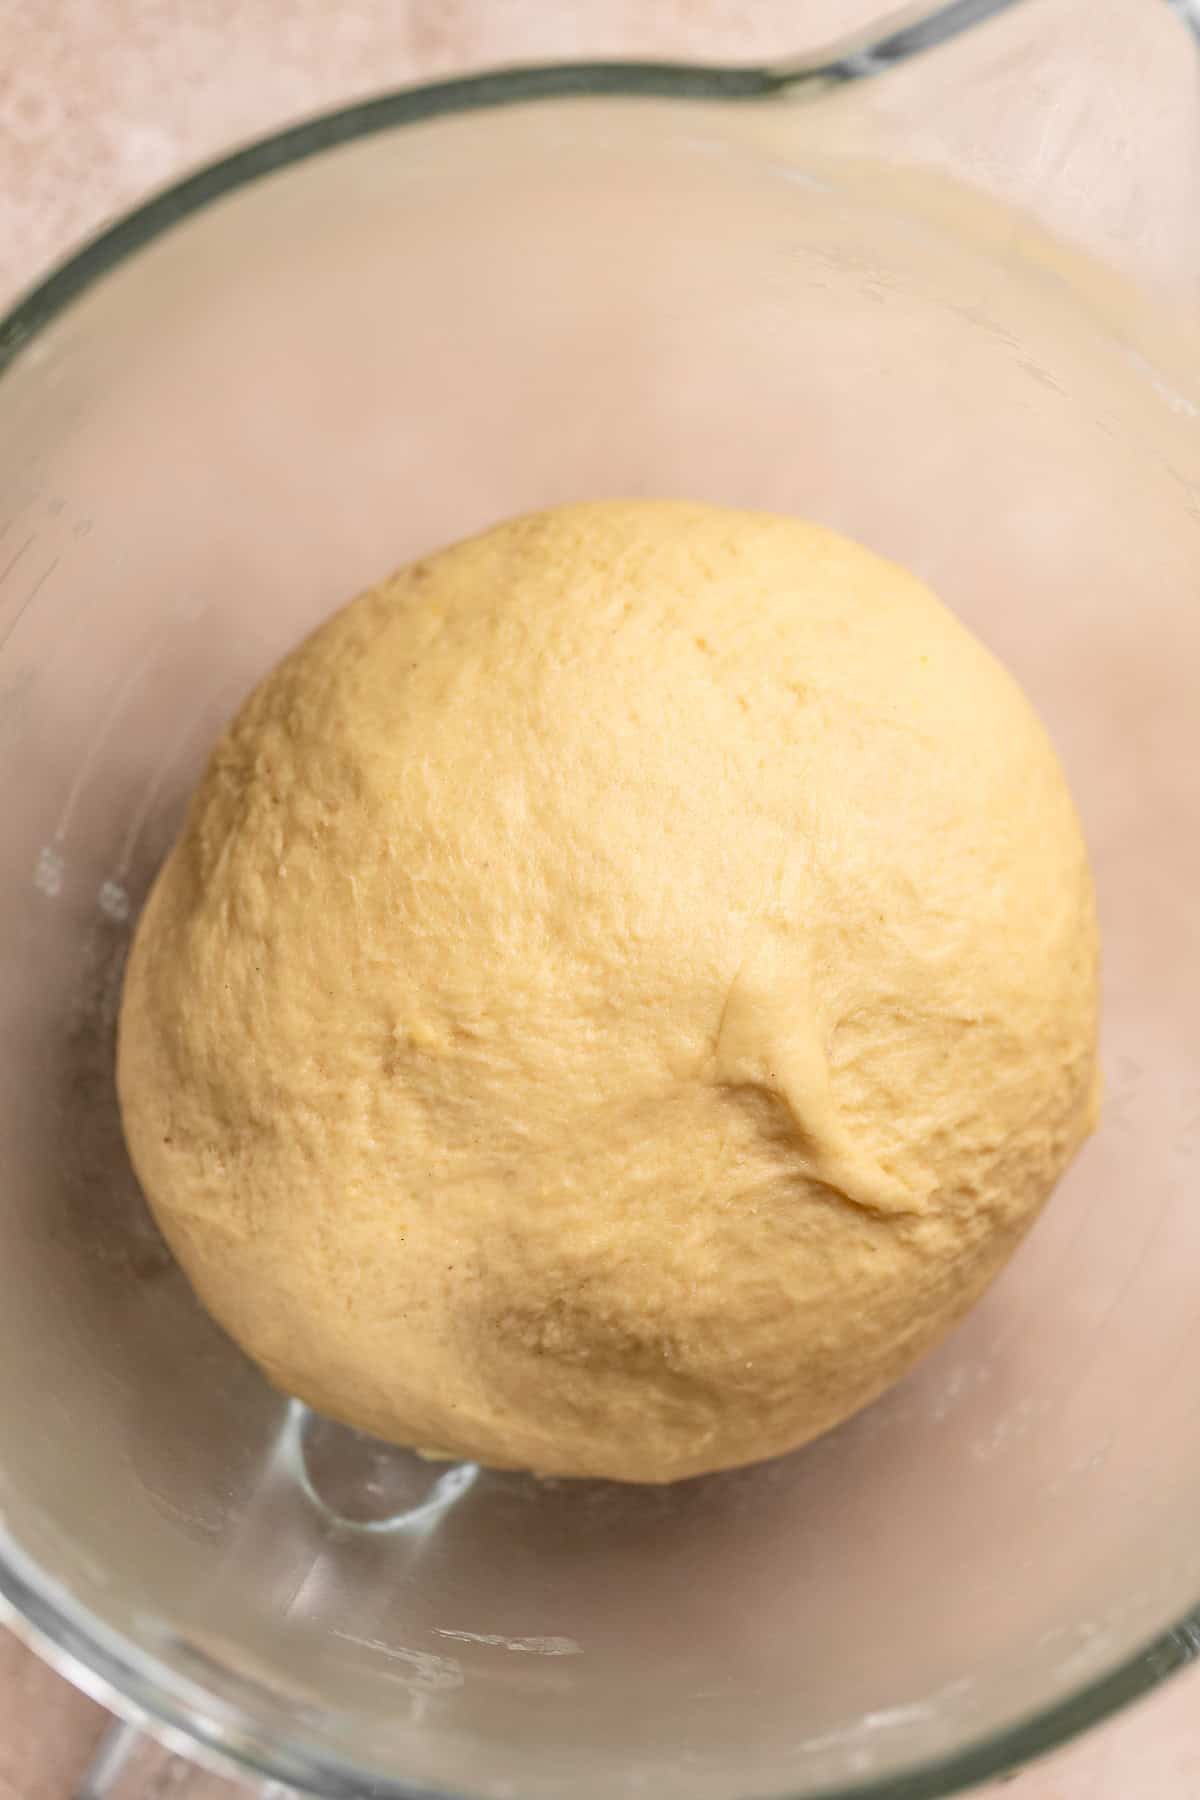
{"left": 1, "top": 98, "right": 1199, "bottom": 1800}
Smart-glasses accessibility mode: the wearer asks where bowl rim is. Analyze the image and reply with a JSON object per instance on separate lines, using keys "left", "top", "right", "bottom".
{"left": 1, "top": 41, "right": 1198, "bottom": 1800}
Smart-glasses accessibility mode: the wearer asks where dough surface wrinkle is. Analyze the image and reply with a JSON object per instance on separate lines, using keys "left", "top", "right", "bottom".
{"left": 712, "top": 927, "right": 929, "bottom": 1219}
{"left": 118, "top": 500, "right": 1100, "bottom": 1483}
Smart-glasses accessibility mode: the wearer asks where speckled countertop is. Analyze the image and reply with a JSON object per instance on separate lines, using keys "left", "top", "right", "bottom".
{"left": 1, "top": 4, "right": 1198, "bottom": 1796}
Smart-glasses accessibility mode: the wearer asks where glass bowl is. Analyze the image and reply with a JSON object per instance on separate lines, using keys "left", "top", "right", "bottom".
{"left": 1, "top": 3, "right": 1198, "bottom": 1796}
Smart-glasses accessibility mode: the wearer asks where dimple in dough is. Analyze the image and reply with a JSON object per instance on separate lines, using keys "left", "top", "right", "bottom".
{"left": 117, "top": 502, "right": 1101, "bottom": 1483}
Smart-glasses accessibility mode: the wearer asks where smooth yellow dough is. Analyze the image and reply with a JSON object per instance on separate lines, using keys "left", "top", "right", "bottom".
{"left": 117, "top": 502, "right": 1100, "bottom": 1482}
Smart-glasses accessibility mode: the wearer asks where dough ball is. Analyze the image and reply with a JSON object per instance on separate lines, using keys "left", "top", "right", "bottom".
{"left": 118, "top": 502, "right": 1100, "bottom": 1483}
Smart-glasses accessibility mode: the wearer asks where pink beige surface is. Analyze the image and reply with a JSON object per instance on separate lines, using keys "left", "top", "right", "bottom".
{"left": 1, "top": 2, "right": 1197, "bottom": 1794}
